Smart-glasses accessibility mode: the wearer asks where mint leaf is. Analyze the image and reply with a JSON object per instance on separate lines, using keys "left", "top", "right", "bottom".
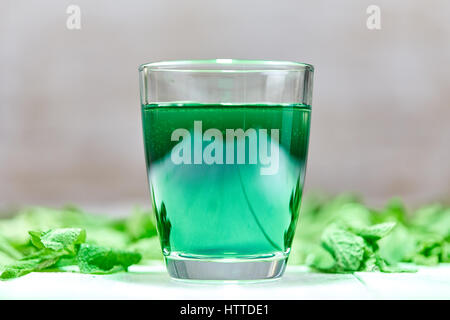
{"left": 321, "top": 226, "right": 365, "bottom": 272}
{"left": 0, "top": 234, "right": 22, "bottom": 260}
{"left": 305, "top": 246, "right": 336, "bottom": 272}
{"left": 442, "top": 241, "right": 450, "bottom": 262}
{"left": 127, "top": 237, "right": 163, "bottom": 261}
{"left": 380, "top": 197, "right": 408, "bottom": 224}
{"left": 84, "top": 228, "right": 129, "bottom": 248}
{"left": 361, "top": 253, "right": 381, "bottom": 272}
{"left": 412, "top": 204, "right": 450, "bottom": 237}
{"left": 123, "top": 207, "right": 157, "bottom": 241}
{"left": 357, "top": 222, "right": 396, "bottom": 241}
{"left": 356, "top": 222, "right": 397, "bottom": 253}
{"left": 0, "top": 251, "right": 63, "bottom": 280}
{"left": 77, "top": 244, "right": 141, "bottom": 273}
{"left": 29, "top": 228, "right": 86, "bottom": 253}
{"left": 378, "top": 223, "right": 416, "bottom": 264}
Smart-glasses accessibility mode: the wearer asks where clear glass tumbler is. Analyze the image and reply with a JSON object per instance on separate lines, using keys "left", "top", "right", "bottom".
{"left": 139, "top": 59, "right": 314, "bottom": 280}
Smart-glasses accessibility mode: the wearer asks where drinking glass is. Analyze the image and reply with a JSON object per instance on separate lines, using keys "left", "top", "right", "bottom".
{"left": 139, "top": 59, "right": 314, "bottom": 280}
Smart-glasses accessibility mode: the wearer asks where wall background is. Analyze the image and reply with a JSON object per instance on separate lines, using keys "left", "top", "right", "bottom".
{"left": 1, "top": 0, "right": 450, "bottom": 211}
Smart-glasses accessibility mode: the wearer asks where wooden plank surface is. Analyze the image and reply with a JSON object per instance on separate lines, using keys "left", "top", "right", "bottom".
{"left": 1, "top": 263, "right": 449, "bottom": 300}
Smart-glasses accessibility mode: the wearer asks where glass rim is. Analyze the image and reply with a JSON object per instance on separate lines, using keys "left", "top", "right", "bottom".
{"left": 138, "top": 59, "right": 314, "bottom": 73}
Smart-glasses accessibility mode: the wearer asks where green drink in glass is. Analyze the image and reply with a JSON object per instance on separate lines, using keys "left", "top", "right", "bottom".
{"left": 139, "top": 60, "right": 314, "bottom": 280}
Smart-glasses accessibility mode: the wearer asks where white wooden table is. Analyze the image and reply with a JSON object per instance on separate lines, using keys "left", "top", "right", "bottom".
{"left": 1, "top": 262, "right": 449, "bottom": 300}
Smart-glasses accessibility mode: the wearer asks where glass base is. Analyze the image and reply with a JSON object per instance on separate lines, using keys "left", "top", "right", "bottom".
{"left": 165, "top": 253, "right": 287, "bottom": 281}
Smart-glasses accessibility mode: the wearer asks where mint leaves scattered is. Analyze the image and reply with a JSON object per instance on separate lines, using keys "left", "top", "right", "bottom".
{"left": 0, "top": 194, "right": 449, "bottom": 280}
{"left": 305, "top": 222, "right": 400, "bottom": 273}
{"left": 292, "top": 194, "right": 450, "bottom": 273}
{"left": 0, "top": 207, "right": 150, "bottom": 280}
{"left": 0, "top": 227, "right": 141, "bottom": 279}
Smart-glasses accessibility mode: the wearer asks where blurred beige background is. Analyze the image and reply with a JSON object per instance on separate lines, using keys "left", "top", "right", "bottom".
{"left": 1, "top": 0, "right": 449, "bottom": 210}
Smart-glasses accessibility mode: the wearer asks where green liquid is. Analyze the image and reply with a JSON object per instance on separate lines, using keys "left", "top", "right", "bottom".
{"left": 141, "top": 103, "right": 311, "bottom": 259}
